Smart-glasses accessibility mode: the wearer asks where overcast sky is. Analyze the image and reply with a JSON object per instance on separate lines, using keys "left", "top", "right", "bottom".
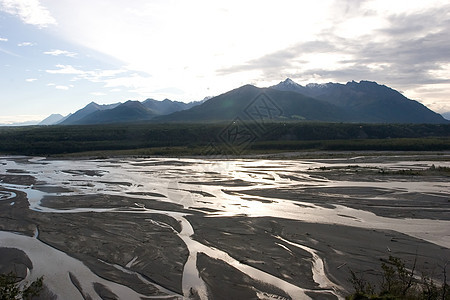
{"left": 1, "top": 0, "right": 449, "bottom": 123}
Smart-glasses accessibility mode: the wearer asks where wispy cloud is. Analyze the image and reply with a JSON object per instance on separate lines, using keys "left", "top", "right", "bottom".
{"left": 45, "top": 64, "right": 151, "bottom": 92}
{"left": 213, "top": 2, "right": 450, "bottom": 112}
{"left": 0, "top": 37, "right": 7, "bottom": 42}
{"left": 46, "top": 64, "right": 85, "bottom": 75}
{"left": 218, "top": 4, "right": 450, "bottom": 87}
{"left": 102, "top": 73, "right": 152, "bottom": 89}
{"left": 0, "top": 0, "right": 56, "bottom": 28}
{"left": 4, "top": 0, "right": 448, "bottom": 115}
{"left": 91, "top": 92, "right": 106, "bottom": 96}
{"left": 45, "top": 82, "right": 73, "bottom": 90}
{"left": 17, "top": 42, "right": 35, "bottom": 47}
{"left": 0, "top": 47, "right": 19, "bottom": 57}
{"left": 46, "top": 65, "right": 127, "bottom": 79}
{"left": 25, "top": 78, "right": 37, "bottom": 82}
{"left": 43, "top": 49, "right": 77, "bottom": 57}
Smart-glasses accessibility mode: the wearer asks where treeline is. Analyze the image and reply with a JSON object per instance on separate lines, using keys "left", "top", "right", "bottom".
{"left": 0, "top": 122, "right": 448, "bottom": 156}
{"left": 262, "top": 123, "right": 450, "bottom": 140}
{"left": 250, "top": 138, "right": 450, "bottom": 152}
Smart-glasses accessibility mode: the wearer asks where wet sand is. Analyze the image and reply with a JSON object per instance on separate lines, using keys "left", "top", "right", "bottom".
{"left": 0, "top": 153, "right": 449, "bottom": 299}
{"left": 188, "top": 216, "right": 450, "bottom": 293}
{"left": 0, "top": 189, "right": 187, "bottom": 298}
{"left": 237, "top": 186, "right": 450, "bottom": 220}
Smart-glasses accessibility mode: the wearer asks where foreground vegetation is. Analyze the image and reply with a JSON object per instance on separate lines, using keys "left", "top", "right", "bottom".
{"left": 347, "top": 256, "right": 449, "bottom": 300}
{"left": 0, "top": 273, "right": 43, "bottom": 300}
{"left": 312, "top": 165, "right": 450, "bottom": 177}
{"left": 0, "top": 122, "right": 448, "bottom": 156}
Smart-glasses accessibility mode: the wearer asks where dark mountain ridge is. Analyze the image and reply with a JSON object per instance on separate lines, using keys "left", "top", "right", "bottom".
{"left": 142, "top": 98, "right": 202, "bottom": 115}
{"left": 159, "top": 80, "right": 447, "bottom": 123}
{"left": 271, "top": 79, "right": 446, "bottom": 123}
{"left": 158, "top": 84, "right": 353, "bottom": 122}
{"left": 72, "top": 100, "right": 157, "bottom": 125}
{"left": 58, "top": 98, "right": 203, "bottom": 125}
{"left": 38, "top": 114, "right": 64, "bottom": 125}
{"left": 47, "top": 79, "right": 447, "bottom": 125}
{"left": 61, "top": 102, "right": 121, "bottom": 125}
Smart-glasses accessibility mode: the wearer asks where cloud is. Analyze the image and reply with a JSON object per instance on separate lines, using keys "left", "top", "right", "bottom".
{"left": 91, "top": 92, "right": 106, "bottom": 96}
{"left": 213, "top": 2, "right": 450, "bottom": 112}
{"left": 45, "top": 64, "right": 159, "bottom": 98}
{"left": 219, "top": 4, "right": 450, "bottom": 87}
{"left": 0, "top": 0, "right": 57, "bottom": 28}
{"left": 45, "top": 64, "right": 153, "bottom": 93}
{"left": 46, "top": 64, "right": 85, "bottom": 75}
{"left": 217, "top": 41, "right": 336, "bottom": 76}
{"left": 43, "top": 49, "right": 77, "bottom": 57}
{"left": 55, "top": 85, "right": 69, "bottom": 90}
{"left": 25, "top": 78, "right": 37, "bottom": 82}
{"left": 46, "top": 65, "right": 128, "bottom": 81}
{"left": 17, "top": 42, "right": 35, "bottom": 46}
{"left": 0, "top": 47, "right": 19, "bottom": 57}
{"left": 0, "top": 37, "right": 7, "bottom": 42}
{"left": 102, "top": 73, "right": 152, "bottom": 89}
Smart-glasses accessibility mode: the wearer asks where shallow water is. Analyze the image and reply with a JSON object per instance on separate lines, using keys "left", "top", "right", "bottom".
{"left": 0, "top": 155, "right": 449, "bottom": 299}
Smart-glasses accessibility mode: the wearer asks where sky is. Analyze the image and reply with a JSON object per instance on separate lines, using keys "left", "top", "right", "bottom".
{"left": 0, "top": 0, "right": 449, "bottom": 124}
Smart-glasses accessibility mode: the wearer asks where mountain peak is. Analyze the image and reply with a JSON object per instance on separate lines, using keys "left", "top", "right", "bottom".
{"left": 119, "top": 100, "right": 147, "bottom": 109}
{"left": 124, "top": 100, "right": 140, "bottom": 104}
{"left": 241, "top": 83, "right": 258, "bottom": 88}
{"left": 346, "top": 80, "right": 381, "bottom": 87}
{"left": 270, "top": 78, "right": 306, "bottom": 93}
{"left": 87, "top": 101, "right": 99, "bottom": 107}
{"left": 281, "top": 78, "right": 300, "bottom": 86}
{"left": 38, "top": 113, "right": 65, "bottom": 125}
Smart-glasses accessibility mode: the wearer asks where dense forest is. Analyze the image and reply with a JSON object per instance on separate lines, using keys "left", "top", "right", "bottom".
{"left": 0, "top": 122, "right": 449, "bottom": 156}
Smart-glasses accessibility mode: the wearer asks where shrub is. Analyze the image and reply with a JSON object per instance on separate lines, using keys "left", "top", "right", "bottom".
{"left": 347, "top": 256, "right": 449, "bottom": 300}
{"left": 0, "top": 272, "right": 43, "bottom": 300}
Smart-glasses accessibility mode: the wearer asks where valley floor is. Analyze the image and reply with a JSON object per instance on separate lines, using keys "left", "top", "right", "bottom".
{"left": 0, "top": 153, "right": 449, "bottom": 299}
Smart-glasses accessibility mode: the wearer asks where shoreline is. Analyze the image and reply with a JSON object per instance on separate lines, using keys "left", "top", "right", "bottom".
{"left": 2, "top": 149, "right": 450, "bottom": 161}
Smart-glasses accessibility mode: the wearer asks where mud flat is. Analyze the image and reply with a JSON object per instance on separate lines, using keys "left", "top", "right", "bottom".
{"left": 188, "top": 216, "right": 450, "bottom": 294}
{"left": 0, "top": 154, "right": 449, "bottom": 299}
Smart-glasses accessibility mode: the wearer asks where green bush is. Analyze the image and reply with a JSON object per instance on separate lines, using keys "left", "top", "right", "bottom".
{"left": 347, "top": 256, "right": 449, "bottom": 300}
{"left": 0, "top": 272, "right": 43, "bottom": 300}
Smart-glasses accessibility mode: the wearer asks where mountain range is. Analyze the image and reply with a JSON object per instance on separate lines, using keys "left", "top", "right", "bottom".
{"left": 39, "top": 79, "right": 448, "bottom": 125}
{"left": 45, "top": 98, "right": 204, "bottom": 125}
{"left": 270, "top": 79, "right": 446, "bottom": 123}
